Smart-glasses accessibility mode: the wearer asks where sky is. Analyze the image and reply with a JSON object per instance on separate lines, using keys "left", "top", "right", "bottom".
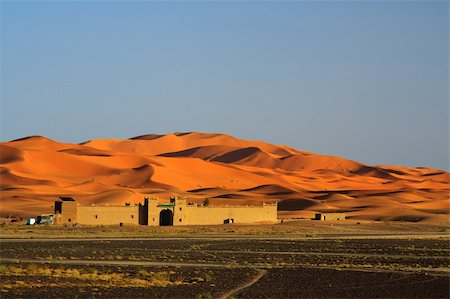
{"left": 1, "top": 1, "right": 448, "bottom": 170}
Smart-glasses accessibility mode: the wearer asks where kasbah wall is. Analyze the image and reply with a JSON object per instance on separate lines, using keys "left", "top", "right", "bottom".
{"left": 53, "top": 197, "right": 278, "bottom": 226}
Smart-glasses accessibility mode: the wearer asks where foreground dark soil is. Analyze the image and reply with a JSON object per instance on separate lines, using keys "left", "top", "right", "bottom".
{"left": 2, "top": 263, "right": 447, "bottom": 299}
{"left": 1, "top": 238, "right": 448, "bottom": 273}
{"left": 239, "top": 268, "right": 449, "bottom": 298}
{"left": 1, "top": 234, "right": 449, "bottom": 298}
{"left": 0, "top": 263, "right": 255, "bottom": 299}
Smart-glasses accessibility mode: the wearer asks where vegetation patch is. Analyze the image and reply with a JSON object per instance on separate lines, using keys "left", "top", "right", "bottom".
{"left": 0, "top": 264, "right": 181, "bottom": 288}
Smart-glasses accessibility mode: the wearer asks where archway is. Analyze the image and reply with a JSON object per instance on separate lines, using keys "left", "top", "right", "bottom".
{"left": 159, "top": 209, "right": 173, "bottom": 226}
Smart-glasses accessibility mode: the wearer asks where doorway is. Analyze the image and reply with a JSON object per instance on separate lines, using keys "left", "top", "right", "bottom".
{"left": 160, "top": 209, "right": 173, "bottom": 226}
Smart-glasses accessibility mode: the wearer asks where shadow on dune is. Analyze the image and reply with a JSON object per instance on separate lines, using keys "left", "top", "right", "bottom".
{"left": 278, "top": 198, "right": 318, "bottom": 210}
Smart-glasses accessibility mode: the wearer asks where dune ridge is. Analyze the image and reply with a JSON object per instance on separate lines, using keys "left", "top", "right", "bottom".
{"left": 0, "top": 132, "right": 448, "bottom": 222}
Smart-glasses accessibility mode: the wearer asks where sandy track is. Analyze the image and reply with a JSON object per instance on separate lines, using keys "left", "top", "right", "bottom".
{"left": 0, "top": 257, "right": 246, "bottom": 269}
{"left": 137, "top": 248, "right": 450, "bottom": 260}
{"left": 1, "top": 257, "right": 447, "bottom": 277}
{"left": 219, "top": 269, "right": 267, "bottom": 299}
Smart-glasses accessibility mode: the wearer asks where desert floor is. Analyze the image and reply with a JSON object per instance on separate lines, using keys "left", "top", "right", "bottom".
{"left": 0, "top": 222, "right": 449, "bottom": 298}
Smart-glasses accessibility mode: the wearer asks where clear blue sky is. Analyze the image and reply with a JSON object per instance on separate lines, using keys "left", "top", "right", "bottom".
{"left": 1, "top": 1, "right": 448, "bottom": 170}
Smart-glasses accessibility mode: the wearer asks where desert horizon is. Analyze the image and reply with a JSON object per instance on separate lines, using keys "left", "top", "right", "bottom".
{"left": 1, "top": 131, "right": 448, "bottom": 223}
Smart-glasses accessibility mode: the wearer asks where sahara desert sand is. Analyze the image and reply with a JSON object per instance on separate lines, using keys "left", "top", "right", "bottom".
{"left": 0, "top": 132, "right": 448, "bottom": 223}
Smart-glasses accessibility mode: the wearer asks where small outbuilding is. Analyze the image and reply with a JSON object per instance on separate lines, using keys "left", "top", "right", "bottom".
{"left": 314, "top": 213, "right": 345, "bottom": 221}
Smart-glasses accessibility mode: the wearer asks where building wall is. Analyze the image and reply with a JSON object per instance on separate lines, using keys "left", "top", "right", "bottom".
{"left": 147, "top": 199, "right": 161, "bottom": 226}
{"left": 77, "top": 206, "right": 139, "bottom": 225}
{"left": 54, "top": 198, "right": 278, "bottom": 226}
{"left": 173, "top": 198, "right": 187, "bottom": 225}
{"left": 54, "top": 201, "right": 78, "bottom": 224}
{"left": 315, "top": 213, "right": 345, "bottom": 221}
{"left": 173, "top": 204, "right": 277, "bottom": 226}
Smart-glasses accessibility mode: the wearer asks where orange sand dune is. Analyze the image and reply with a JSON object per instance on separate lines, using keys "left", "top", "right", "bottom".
{"left": 1, "top": 132, "right": 448, "bottom": 223}
{"left": 83, "top": 132, "right": 298, "bottom": 158}
{"left": 0, "top": 145, "right": 25, "bottom": 164}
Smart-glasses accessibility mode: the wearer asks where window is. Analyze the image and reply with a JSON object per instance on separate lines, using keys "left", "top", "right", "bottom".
{"left": 95, "top": 215, "right": 98, "bottom": 219}
{"left": 68, "top": 218, "right": 71, "bottom": 222}
{"left": 131, "top": 215, "right": 134, "bottom": 219}
{"left": 179, "top": 218, "right": 182, "bottom": 222}
{"left": 179, "top": 207, "right": 182, "bottom": 211}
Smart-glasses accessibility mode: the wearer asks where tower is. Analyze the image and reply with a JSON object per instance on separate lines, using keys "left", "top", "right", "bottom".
{"left": 174, "top": 196, "right": 187, "bottom": 226}
{"left": 146, "top": 197, "right": 159, "bottom": 226}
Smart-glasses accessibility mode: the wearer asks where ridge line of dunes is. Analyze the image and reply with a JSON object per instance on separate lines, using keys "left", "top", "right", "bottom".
{"left": 1, "top": 132, "right": 448, "bottom": 222}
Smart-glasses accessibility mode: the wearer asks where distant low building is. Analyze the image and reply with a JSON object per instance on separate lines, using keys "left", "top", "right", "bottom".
{"left": 314, "top": 212, "right": 345, "bottom": 221}
{"left": 53, "top": 196, "right": 278, "bottom": 226}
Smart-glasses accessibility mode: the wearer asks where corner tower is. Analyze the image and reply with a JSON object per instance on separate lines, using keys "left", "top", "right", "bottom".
{"left": 147, "top": 197, "right": 159, "bottom": 226}
{"left": 174, "top": 196, "right": 187, "bottom": 226}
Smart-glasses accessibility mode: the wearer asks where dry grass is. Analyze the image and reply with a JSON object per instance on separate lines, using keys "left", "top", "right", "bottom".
{"left": 1, "top": 221, "right": 449, "bottom": 239}
{"left": 0, "top": 264, "right": 181, "bottom": 288}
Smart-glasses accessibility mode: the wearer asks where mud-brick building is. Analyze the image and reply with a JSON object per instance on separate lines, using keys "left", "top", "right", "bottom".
{"left": 53, "top": 197, "right": 278, "bottom": 226}
{"left": 314, "top": 212, "right": 346, "bottom": 221}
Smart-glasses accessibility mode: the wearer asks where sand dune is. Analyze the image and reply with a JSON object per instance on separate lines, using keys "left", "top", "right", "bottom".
{"left": 0, "top": 145, "right": 25, "bottom": 164}
{"left": 0, "top": 167, "right": 55, "bottom": 186}
{"left": 350, "top": 166, "right": 399, "bottom": 180}
{"left": 158, "top": 145, "right": 240, "bottom": 160}
{"left": 0, "top": 132, "right": 448, "bottom": 222}
{"left": 241, "top": 184, "right": 297, "bottom": 195}
{"left": 60, "top": 147, "right": 114, "bottom": 157}
{"left": 76, "top": 189, "right": 142, "bottom": 206}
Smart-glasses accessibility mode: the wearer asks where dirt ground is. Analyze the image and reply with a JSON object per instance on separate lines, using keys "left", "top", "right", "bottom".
{"left": 1, "top": 220, "right": 449, "bottom": 239}
{"left": 238, "top": 267, "right": 450, "bottom": 298}
{"left": 0, "top": 263, "right": 256, "bottom": 298}
{"left": 1, "top": 233, "right": 449, "bottom": 298}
